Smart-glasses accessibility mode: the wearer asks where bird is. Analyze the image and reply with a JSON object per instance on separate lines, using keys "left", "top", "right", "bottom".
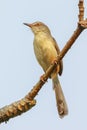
{"left": 24, "top": 21, "right": 68, "bottom": 118}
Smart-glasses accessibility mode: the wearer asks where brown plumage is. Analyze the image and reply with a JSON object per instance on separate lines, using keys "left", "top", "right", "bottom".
{"left": 24, "top": 21, "right": 68, "bottom": 118}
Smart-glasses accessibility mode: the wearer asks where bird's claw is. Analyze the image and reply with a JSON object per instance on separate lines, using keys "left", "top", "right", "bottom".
{"left": 51, "top": 59, "right": 58, "bottom": 65}
{"left": 40, "top": 74, "right": 47, "bottom": 83}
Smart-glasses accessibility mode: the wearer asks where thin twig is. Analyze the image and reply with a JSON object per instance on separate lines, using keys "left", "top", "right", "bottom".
{"left": 78, "top": 0, "right": 84, "bottom": 21}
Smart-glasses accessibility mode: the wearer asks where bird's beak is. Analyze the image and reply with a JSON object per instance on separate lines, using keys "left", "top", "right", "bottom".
{"left": 23, "top": 23, "right": 32, "bottom": 28}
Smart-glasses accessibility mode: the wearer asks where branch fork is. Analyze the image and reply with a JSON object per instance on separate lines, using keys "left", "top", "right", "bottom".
{"left": 79, "top": 19, "right": 87, "bottom": 28}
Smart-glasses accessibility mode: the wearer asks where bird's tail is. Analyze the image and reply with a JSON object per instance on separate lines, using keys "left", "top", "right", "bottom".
{"left": 52, "top": 76, "right": 68, "bottom": 118}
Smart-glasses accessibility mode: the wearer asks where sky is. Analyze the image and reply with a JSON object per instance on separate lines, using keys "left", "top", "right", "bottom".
{"left": 0, "top": 0, "right": 87, "bottom": 129}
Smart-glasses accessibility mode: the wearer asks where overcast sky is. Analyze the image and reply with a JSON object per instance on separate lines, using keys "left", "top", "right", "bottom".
{"left": 0, "top": 0, "right": 87, "bottom": 129}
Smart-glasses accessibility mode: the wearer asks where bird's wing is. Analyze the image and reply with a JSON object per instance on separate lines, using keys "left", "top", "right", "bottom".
{"left": 52, "top": 37, "right": 63, "bottom": 75}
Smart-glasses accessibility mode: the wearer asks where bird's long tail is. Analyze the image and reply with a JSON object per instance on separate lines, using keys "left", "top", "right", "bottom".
{"left": 52, "top": 76, "right": 68, "bottom": 118}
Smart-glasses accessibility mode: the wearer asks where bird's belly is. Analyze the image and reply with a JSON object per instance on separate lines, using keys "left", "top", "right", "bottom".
{"left": 33, "top": 39, "right": 57, "bottom": 72}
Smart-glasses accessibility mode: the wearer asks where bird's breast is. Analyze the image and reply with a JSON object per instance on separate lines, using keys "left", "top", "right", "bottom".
{"left": 33, "top": 34, "right": 57, "bottom": 72}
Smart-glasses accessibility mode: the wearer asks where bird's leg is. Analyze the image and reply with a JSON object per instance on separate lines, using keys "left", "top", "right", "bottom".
{"left": 51, "top": 58, "right": 58, "bottom": 65}
{"left": 40, "top": 74, "right": 47, "bottom": 83}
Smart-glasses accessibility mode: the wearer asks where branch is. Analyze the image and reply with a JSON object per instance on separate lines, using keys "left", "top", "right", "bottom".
{"left": 0, "top": 0, "right": 87, "bottom": 124}
{"left": 0, "top": 98, "right": 36, "bottom": 123}
{"left": 78, "top": 0, "right": 84, "bottom": 21}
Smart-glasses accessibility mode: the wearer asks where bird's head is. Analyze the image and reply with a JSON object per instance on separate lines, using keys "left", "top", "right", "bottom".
{"left": 24, "top": 21, "right": 51, "bottom": 35}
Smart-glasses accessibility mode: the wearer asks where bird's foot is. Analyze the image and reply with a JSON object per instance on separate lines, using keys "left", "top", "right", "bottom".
{"left": 40, "top": 74, "right": 47, "bottom": 83}
{"left": 51, "top": 58, "right": 58, "bottom": 65}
